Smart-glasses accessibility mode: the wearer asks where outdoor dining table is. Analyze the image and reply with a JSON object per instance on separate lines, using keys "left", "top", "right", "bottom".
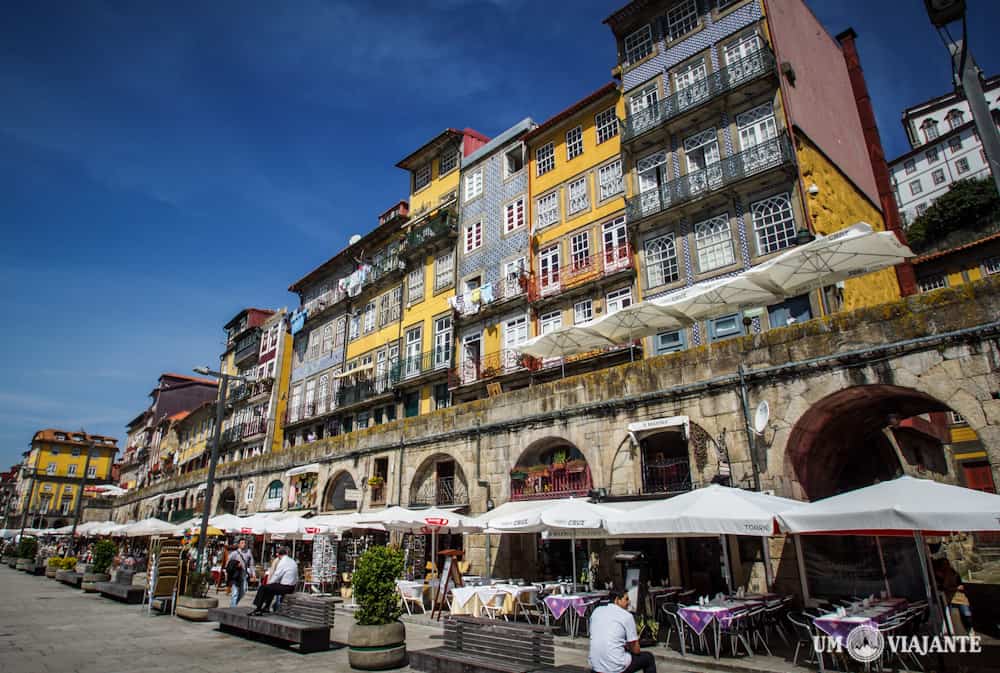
{"left": 677, "top": 596, "right": 768, "bottom": 659}
{"left": 543, "top": 592, "right": 608, "bottom": 638}
{"left": 450, "top": 584, "right": 538, "bottom": 618}
{"left": 812, "top": 597, "right": 908, "bottom": 645}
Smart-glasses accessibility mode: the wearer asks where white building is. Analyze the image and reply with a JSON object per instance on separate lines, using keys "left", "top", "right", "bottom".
{"left": 889, "top": 75, "right": 1000, "bottom": 226}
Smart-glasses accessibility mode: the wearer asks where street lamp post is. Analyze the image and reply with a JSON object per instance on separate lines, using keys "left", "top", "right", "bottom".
{"left": 192, "top": 366, "right": 250, "bottom": 573}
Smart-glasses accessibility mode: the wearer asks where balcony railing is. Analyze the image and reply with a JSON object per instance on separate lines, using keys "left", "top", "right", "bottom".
{"left": 222, "top": 418, "right": 271, "bottom": 445}
{"left": 511, "top": 465, "right": 592, "bottom": 501}
{"left": 303, "top": 286, "right": 348, "bottom": 316}
{"left": 400, "top": 347, "right": 453, "bottom": 381}
{"left": 234, "top": 334, "right": 261, "bottom": 364}
{"left": 403, "top": 210, "right": 457, "bottom": 254}
{"left": 622, "top": 48, "right": 776, "bottom": 142}
{"left": 452, "top": 274, "right": 528, "bottom": 317}
{"left": 228, "top": 377, "right": 273, "bottom": 404}
{"left": 642, "top": 456, "right": 692, "bottom": 494}
{"left": 449, "top": 349, "right": 540, "bottom": 387}
{"left": 530, "top": 244, "right": 633, "bottom": 300}
{"left": 625, "top": 133, "right": 793, "bottom": 222}
{"left": 410, "top": 476, "right": 469, "bottom": 507}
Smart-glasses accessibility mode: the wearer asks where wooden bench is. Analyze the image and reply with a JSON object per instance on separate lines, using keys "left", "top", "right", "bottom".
{"left": 55, "top": 570, "right": 83, "bottom": 587}
{"left": 96, "top": 571, "right": 145, "bottom": 604}
{"left": 410, "top": 616, "right": 579, "bottom": 673}
{"left": 208, "top": 593, "right": 339, "bottom": 653}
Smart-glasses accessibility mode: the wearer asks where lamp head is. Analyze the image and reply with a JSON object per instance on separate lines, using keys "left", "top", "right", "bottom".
{"left": 193, "top": 366, "right": 211, "bottom": 376}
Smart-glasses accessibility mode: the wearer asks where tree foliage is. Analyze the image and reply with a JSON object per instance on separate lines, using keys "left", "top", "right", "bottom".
{"left": 352, "top": 545, "right": 404, "bottom": 626}
{"left": 907, "top": 178, "right": 1000, "bottom": 251}
{"left": 17, "top": 536, "right": 38, "bottom": 560}
{"left": 92, "top": 539, "right": 117, "bottom": 574}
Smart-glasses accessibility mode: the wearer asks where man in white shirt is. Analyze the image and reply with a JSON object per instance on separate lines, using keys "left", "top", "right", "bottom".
{"left": 588, "top": 590, "right": 656, "bottom": 673}
{"left": 250, "top": 547, "right": 298, "bottom": 615}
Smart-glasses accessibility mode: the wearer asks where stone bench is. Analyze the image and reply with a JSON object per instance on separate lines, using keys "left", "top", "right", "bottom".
{"left": 96, "top": 574, "right": 145, "bottom": 604}
{"left": 208, "top": 594, "right": 339, "bottom": 654}
{"left": 55, "top": 570, "right": 83, "bottom": 587}
{"left": 410, "top": 616, "right": 585, "bottom": 673}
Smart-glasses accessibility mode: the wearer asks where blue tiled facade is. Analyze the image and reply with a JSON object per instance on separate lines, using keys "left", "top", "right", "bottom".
{"left": 289, "top": 314, "right": 346, "bottom": 384}
{"left": 622, "top": 1, "right": 763, "bottom": 94}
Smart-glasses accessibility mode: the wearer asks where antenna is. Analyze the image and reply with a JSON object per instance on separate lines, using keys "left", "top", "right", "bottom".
{"left": 753, "top": 400, "right": 770, "bottom": 435}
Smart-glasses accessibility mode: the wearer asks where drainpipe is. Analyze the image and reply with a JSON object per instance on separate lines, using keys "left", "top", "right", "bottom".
{"left": 396, "top": 437, "right": 405, "bottom": 507}
{"left": 474, "top": 419, "right": 492, "bottom": 579}
{"left": 737, "top": 363, "right": 761, "bottom": 492}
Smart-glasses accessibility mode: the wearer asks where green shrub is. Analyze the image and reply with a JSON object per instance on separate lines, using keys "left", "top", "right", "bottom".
{"left": 47, "top": 557, "right": 61, "bottom": 568}
{"left": 91, "top": 540, "right": 117, "bottom": 574}
{"left": 184, "top": 571, "right": 210, "bottom": 598}
{"left": 61, "top": 556, "right": 78, "bottom": 570}
{"left": 17, "top": 537, "right": 37, "bottom": 560}
{"left": 352, "top": 545, "right": 404, "bottom": 626}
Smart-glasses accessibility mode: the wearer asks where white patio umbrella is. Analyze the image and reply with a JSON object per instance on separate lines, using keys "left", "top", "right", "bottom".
{"left": 123, "top": 517, "right": 176, "bottom": 538}
{"left": 359, "top": 506, "right": 483, "bottom": 575}
{"left": 516, "top": 323, "right": 617, "bottom": 359}
{"left": 583, "top": 301, "right": 687, "bottom": 349}
{"left": 209, "top": 513, "right": 251, "bottom": 533}
{"left": 745, "top": 222, "right": 913, "bottom": 298}
{"left": 50, "top": 524, "right": 76, "bottom": 536}
{"left": 265, "top": 516, "right": 330, "bottom": 538}
{"left": 311, "top": 511, "right": 387, "bottom": 533}
{"left": 0, "top": 529, "right": 14, "bottom": 539}
{"left": 650, "top": 275, "right": 783, "bottom": 323}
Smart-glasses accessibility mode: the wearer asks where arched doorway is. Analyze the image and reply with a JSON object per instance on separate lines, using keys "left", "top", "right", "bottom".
{"left": 322, "top": 471, "right": 358, "bottom": 512}
{"left": 408, "top": 454, "right": 468, "bottom": 507}
{"left": 217, "top": 487, "right": 236, "bottom": 515}
{"left": 510, "top": 437, "right": 591, "bottom": 501}
{"left": 261, "top": 480, "right": 284, "bottom": 512}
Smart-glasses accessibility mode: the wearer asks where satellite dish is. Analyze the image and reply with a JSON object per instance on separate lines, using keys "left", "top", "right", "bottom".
{"left": 349, "top": 234, "right": 362, "bottom": 246}
{"left": 753, "top": 400, "right": 770, "bottom": 435}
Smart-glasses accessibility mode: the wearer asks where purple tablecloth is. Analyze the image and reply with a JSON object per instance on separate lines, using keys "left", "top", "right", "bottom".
{"left": 678, "top": 598, "right": 763, "bottom": 636}
{"left": 813, "top": 598, "right": 908, "bottom": 644}
{"left": 544, "top": 594, "right": 602, "bottom": 620}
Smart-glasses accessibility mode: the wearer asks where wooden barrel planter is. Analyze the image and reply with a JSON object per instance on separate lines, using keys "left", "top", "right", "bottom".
{"left": 348, "top": 621, "right": 406, "bottom": 670}
{"left": 45, "top": 564, "right": 58, "bottom": 578}
{"left": 175, "top": 596, "right": 219, "bottom": 621}
{"left": 16, "top": 558, "right": 33, "bottom": 571}
{"left": 81, "top": 573, "right": 110, "bottom": 592}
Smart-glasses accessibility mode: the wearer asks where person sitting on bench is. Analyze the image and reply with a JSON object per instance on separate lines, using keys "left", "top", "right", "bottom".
{"left": 250, "top": 547, "right": 298, "bottom": 615}
{"left": 589, "top": 589, "right": 656, "bottom": 673}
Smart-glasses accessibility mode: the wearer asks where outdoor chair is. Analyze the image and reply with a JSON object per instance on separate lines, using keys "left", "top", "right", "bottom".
{"left": 480, "top": 591, "right": 507, "bottom": 621}
{"left": 719, "top": 607, "right": 753, "bottom": 657}
{"left": 745, "top": 606, "right": 771, "bottom": 655}
{"left": 514, "top": 589, "right": 543, "bottom": 624}
{"left": 877, "top": 616, "right": 923, "bottom": 672}
{"left": 399, "top": 584, "right": 425, "bottom": 615}
{"left": 660, "top": 602, "right": 691, "bottom": 656}
{"left": 762, "top": 596, "right": 792, "bottom": 648}
{"left": 787, "top": 611, "right": 821, "bottom": 668}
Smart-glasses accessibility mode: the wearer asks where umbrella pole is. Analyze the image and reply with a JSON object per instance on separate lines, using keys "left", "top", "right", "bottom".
{"left": 571, "top": 531, "right": 577, "bottom": 592}
{"left": 720, "top": 535, "right": 732, "bottom": 593}
{"left": 914, "top": 532, "right": 944, "bottom": 634}
{"left": 874, "top": 536, "right": 891, "bottom": 597}
{"left": 761, "top": 536, "right": 774, "bottom": 591}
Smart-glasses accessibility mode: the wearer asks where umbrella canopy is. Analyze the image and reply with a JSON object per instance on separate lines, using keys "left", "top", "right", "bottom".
{"left": 517, "top": 323, "right": 616, "bottom": 359}
{"left": 182, "top": 525, "right": 226, "bottom": 537}
{"left": 777, "top": 475, "right": 1000, "bottom": 535}
{"left": 50, "top": 524, "right": 76, "bottom": 536}
{"left": 607, "top": 485, "right": 802, "bottom": 537}
{"left": 359, "top": 506, "right": 483, "bottom": 534}
{"left": 745, "top": 222, "right": 913, "bottom": 297}
{"left": 208, "top": 513, "right": 250, "bottom": 533}
{"left": 265, "top": 516, "right": 330, "bottom": 538}
{"left": 123, "top": 517, "right": 177, "bottom": 538}
{"left": 650, "top": 275, "right": 782, "bottom": 323}
{"left": 584, "top": 301, "right": 687, "bottom": 345}
{"left": 90, "top": 521, "right": 127, "bottom": 536}
{"left": 311, "top": 511, "right": 387, "bottom": 532}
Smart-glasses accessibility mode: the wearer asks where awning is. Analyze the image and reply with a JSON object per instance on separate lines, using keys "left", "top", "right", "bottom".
{"left": 285, "top": 463, "right": 321, "bottom": 478}
{"left": 627, "top": 415, "right": 689, "bottom": 442}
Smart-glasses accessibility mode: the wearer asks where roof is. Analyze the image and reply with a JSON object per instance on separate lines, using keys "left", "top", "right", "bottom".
{"left": 461, "top": 118, "right": 536, "bottom": 169}
{"left": 889, "top": 111, "right": 999, "bottom": 166}
{"left": 913, "top": 230, "right": 1000, "bottom": 264}
{"left": 395, "top": 127, "right": 490, "bottom": 171}
{"left": 523, "top": 83, "right": 618, "bottom": 143}
{"left": 902, "top": 74, "right": 1000, "bottom": 118}
{"left": 223, "top": 307, "right": 274, "bottom": 331}
{"left": 603, "top": 0, "right": 654, "bottom": 30}
{"left": 161, "top": 373, "right": 218, "bottom": 387}
{"left": 31, "top": 429, "right": 118, "bottom": 446}
{"left": 167, "top": 411, "right": 191, "bottom": 423}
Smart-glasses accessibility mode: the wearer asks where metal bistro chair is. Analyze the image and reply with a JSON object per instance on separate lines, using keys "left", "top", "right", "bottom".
{"left": 745, "top": 605, "right": 772, "bottom": 656}
{"left": 399, "top": 583, "right": 425, "bottom": 615}
{"left": 762, "top": 595, "right": 792, "bottom": 648}
{"left": 787, "top": 611, "right": 822, "bottom": 668}
{"left": 719, "top": 607, "right": 754, "bottom": 657}
{"left": 515, "top": 588, "right": 544, "bottom": 624}
{"left": 877, "top": 614, "right": 924, "bottom": 672}
{"left": 661, "top": 602, "right": 692, "bottom": 656}
{"left": 481, "top": 590, "right": 508, "bottom": 621}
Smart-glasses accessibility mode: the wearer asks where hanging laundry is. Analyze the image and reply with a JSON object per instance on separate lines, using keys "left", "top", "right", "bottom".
{"left": 290, "top": 309, "right": 308, "bottom": 335}
{"left": 480, "top": 283, "right": 495, "bottom": 304}
{"left": 471, "top": 288, "right": 481, "bottom": 304}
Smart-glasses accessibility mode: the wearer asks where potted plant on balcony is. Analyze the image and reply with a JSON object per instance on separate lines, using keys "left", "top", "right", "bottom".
{"left": 550, "top": 451, "right": 568, "bottom": 471}
{"left": 528, "top": 464, "right": 549, "bottom": 478}
{"left": 176, "top": 571, "right": 218, "bottom": 621}
{"left": 348, "top": 546, "right": 407, "bottom": 670}
{"left": 509, "top": 467, "right": 528, "bottom": 481}
{"left": 368, "top": 475, "right": 385, "bottom": 488}
{"left": 82, "top": 539, "right": 116, "bottom": 592}
{"left": 566, "top": 459, "right": 587, "bottom": 474}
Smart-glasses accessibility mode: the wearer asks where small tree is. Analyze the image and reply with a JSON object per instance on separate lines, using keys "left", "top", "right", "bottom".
{"left": 352, "top": 545, "right": 404, "bottom": 626}
{"left": 17, "top": 537, "right": 38, "bottom": 560}
{"left": 907, "top": 178, "right": 1000, "bottom": 251}
{"left": 91, "top": 540, "right": 117, "bottom": 575}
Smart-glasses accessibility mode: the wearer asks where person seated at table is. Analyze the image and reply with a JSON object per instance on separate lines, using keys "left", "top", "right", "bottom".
{"left": 250, "top": 547, "right": 298, "bottom": 616}
{"left": 589, "top": 589, "right": 656, "bottom": 673}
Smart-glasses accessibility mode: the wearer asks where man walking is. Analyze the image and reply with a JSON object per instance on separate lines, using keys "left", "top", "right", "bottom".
{"left": 228, "top": 538, "right": 256, "bottom": 608}
{"left": 589, "top": 589, "right": 656, "bottom": 673}
{"left": 250, "top": 546, "right": 298, "bottom": 615}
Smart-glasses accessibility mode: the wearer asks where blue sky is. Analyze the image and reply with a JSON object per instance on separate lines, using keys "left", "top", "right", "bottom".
{"left": 2, "top": 0, "right": 999, "bottom": 468}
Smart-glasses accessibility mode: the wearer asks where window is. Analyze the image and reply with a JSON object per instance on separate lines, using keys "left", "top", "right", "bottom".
{"left": 909, "top": 180, "right": 923, "bottom": 196}
{"left": 439, "top": 150, "right": 457, "bottom": 175}
{"left": 918, "top": 275, "right": 947, "bottom": 292}
{"left": 598, "top": 160, "right": 624, "bottom": 200}
{"left": 736, "top": 102, "right": 777, "bottom": 152}
{"left": 925, "top": 147, "right": 939, "bottom": 163}
{"left": 666, "top": 0, "right": 699, "bottom": 40}
{"left": 245, "top": 481, "right": 255, "bottom": 504}
{"left": 404, "top": 326, "right": 422, "bottom": 378}
{"left": 316, "top": 374, "right": 328, "bottom": 413}
{"left": 956, "top": 157, "right": 970, "bottom": 174}
{"left": 949, "top": 136, "right": 963, "bottom": 154}
{"left": 503, "top": 316, "right": 529, "bottom": 363}
{"left": 504, "top": 145, "right": 525, "bottom": 178}
{"left": 947, "top": 109, "right": 965, "bottom": 130}
{"left": 624, "top": 24, "right": 653, "bottom": 64}
{"left": 674, "top": 60, "right": 709, "bottom": 109}
{"left": 539, "top": 245, "right": 560, "bottom": 292}
{"left": 684, "top": 127, "right": 720, "bottom": 193}
{"left": 932, "top": 169, "right": 946, "bottom": 185}
{"left": 574, "top": 299, "right": 593, "bottom": 324}
{"left": 567, "top": 176, "right": 589, "bottom": 215}
{"left": 596, "top": 107, "right": 618, "bottom": 144}
{"left": 603, "top": 216, "right": 630, "bottom": 272}
{"left": 606, "top": 287, "right": 633, "bottom": 315}
{"left": 349, "top": 313, "right": 360, "bottom": 341}
{"left": 433, "top": 383, "right": 450, "bottom": 410}
{"left": 921, "top": 119, "right": 939, "bottom": 142}
{"left": 768, "top": 295, "right": 812, "bottom": 328}
{"left": 414, "top": 163, "right": 431, "bottom": 191}
{"left": 403, "top": 391, "right": 420, "bottom": 418}
{"left": 379, "top": 286, "right": 402, "bottom": 327}
{"left": 710, "top": 313, "right": 744, "bottom": 341}
{"left": 540, "top": 310, "right": 562, "bottom": 335}
{"left": 654, "top": 330, "right": 686, "bottom": 355}
{"left": 536, "top": 191, "right": 560, "bottom": 229}
{"left": 904, "top": 159, "right": 916, "bottom": 175}
{"left": 464, "top": 170, "right": 483, "bottom": 201}
{"left": 434, "top": 250, "right": 454, "bottom": 290}
{"left": 50, "top": 447, "right": 59, "bottom": 455}
{"left": 464, "top": 220, "right": 483, "bottom": 252}
{"left": 636, "top": 150, "right": 667, "bottom": 214}
{"left": 363, "top": 301, "right": 376, "bottom": 333}
{"left": 751, "top": 193, "right": 797, "bottom": 255}
{"left": 433, "top": 315, "right": 452, "bottom": 369}
{"left": 566, "top": 126, "right": 583, "bottom": 160}
{"left": 570, "top": 231, "right": 591, "bottom": 269}
{"left": 983, "top": 256, "right": 1000, "bottom": 275}
{"left": 71, "top": 447, "right": 80, "bottom": 457}
{"left": 695, "top": 215, "right": 736, "bottom": 271}
{"left": 46, "top": 463, "right": 56, "bottom": 475}
{"left": 408, "top": 268, "right": 424, "bottom": 303}
{"left": 645, "top": 234, "right": 679, "bottom": 287}
{"left": 68, "top": 464, "right": 78, "bottom": 476}
{"left": 724, "top": 33, "right": 762, "bottom": 82}
{"left": 504, "top": 197, "right": 525, "bottom": 233}
{"left": 87, "top": 466, "right": 96, "bottom": 478}
{"left": 503, "top": 257, "right": 526, "bottom": 294}
{"left": 950, "top": 411, "right": 966, "bottom": 425}
{"left": 536, "top": 142, "right": 555, "bottom": 175}
{"left": 915, "top": 203, "right": 928, "bottom": 216}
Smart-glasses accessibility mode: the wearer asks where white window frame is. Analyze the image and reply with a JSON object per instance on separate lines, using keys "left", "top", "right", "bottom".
{"left": 606, "top": 287, "right": 633, "bottom": 315}
{"left": 414, "top": 163, "right": 431, "bottom": 191}
{"left": 363, "top": 301, "right": 376, "bottom": 334}
{"left": 570, "top": 230, "right": 591, "bottom": 270}
{"left": 574, "top": 299, "right": 593, "bottom": 324}
{"left": 903, "top": 159, "right": 916, "bottom": 175}
{"left": 439, "top": 150, "right": 458, "bottom": 175}
{"left": 595, "top": 107, "right": 618, "bottom": 144}
{"left": 949, "top": 136, "right": 963, "bottom": 154}
{"left": 918, "top": 275, "right": 947, "bottom": 292}
{"left": 536, "top": 191, "right": 560, "bottom": 229}
{"left": 956, "top": 157, "right": 970, "bottom": 174}
{"left": 464, "top": 170, "right": 483, "bottom": 201}
{"left": 68, "top": 464, "right": 78, "bottom": 476}
{"left": 502, "top": 315, "right": 529, "bottom": 368}
{"left": 983, "top": 256, "right": 1000, "bottom": 275}
{"left": 540, "top": 310, "right": 562, "bottom": 335}
{"left": 624, "top": 24, "right": 653, "bottom": 64}
{"left": 695, "top": 214, "right": 736, "bottom": 271}
{"left": 566, "top": 125, "right": 583, "bottom": 160}
{"left": 909, "top": 180, "right": 923, "bottom": 196}
{"left": 536, "top": 142, "right": 555, "bottom": 176}
{"left": 434, "top": 250, "right": 454, "bottom": 291}
{"left": 433, "top": 315, "right": 452, "bottom": 369}
{"left": 751, "top": 193, "right": 797, "bottom": 256}
{"left": 925, "top": 147, "right": 939, "bottom": 163}
{"left": 567, "top": 176, "right": 589, "bottom": 215}
{"left": 645, "top": 233, "right": 679, "bottom": 287}
{"left": 464, "top": 220, "right": 483, "bottom": 253}
{"left": 87, "top": 465, "right": 97, "bottom": 479}
{"left": 932, "top": 169, "right": 946, "bottom": 185}
{"left": 504, "top": 197, "right": 525, "bottom": 234}
{"left": 539, "top": 245, "right": 561, "bottom": 294}
{"left": 408, "top": 268, "right": 424, "bottom": 303}
{"left": 404, "top": 326, "right": 423, "bottom": 378}
{"left": 598, "top": 159, "right": 624, "bottom": 200}
{"left": 666, "top": 0, "right": 699, "bottom": 40}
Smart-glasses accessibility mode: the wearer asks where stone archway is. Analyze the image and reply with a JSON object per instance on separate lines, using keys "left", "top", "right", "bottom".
{"left": 322, "top": 471, "right": 358, "bottom": 512}
{"left": 259, "top": 479, "right": 284, "bottom": 512}
{"left": 786, "top": 384, "right": 954, "bottom": 500}
{"left": 217, "top": 487, "right": 236, "bottom": 515}
{"left": 510, "top": 437, "right": 591, "bottom": 501}
{"left": 408, "top": 453, "right": 469, "bottom": 508}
